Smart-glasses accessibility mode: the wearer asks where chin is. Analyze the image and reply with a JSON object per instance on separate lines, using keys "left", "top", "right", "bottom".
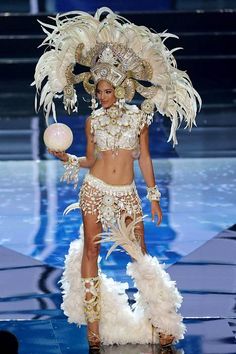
{"left": 101, "top": 101, "right": 116, "bottom": 109}
{"left": 102, "top": 103, "right": 112, "bottom": 109}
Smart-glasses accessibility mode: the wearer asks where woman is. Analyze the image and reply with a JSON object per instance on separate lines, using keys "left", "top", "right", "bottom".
{"left": 49, "top": 79, "right": 168, "bottom": 350}
{"left": 33, "top": 7, "right": 200, "bottom": 352}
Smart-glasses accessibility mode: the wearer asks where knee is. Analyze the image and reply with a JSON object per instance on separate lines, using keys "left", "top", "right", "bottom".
{"left": 84, "top": 241, "right": 100, "bottom": 261}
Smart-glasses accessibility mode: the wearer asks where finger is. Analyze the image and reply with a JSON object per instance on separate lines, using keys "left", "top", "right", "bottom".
{"left": 57, "top": 151, "right": 65, "bottom": 157}
{"left": 151, "top": 212, "right": 155, "bottom": 222}
{"left": 157, "top": 214, "right": 162, "bottom": 226}
{"left": 153, "top": 211, "right": 160, "bottom": 226}
{"left": 48, "top": 149, "right": 56, "bottom": 155}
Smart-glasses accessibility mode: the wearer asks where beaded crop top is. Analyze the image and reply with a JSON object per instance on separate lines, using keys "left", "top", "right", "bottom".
{"left": 90, "top": 104, "right": 147, "bottom": 158}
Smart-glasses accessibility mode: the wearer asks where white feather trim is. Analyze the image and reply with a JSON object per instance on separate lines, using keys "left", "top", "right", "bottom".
{"left": 60, "top": 219, "right": 186, "bottom": 345}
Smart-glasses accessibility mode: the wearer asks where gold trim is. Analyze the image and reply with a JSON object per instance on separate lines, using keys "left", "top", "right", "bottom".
{"left": 124, "top": 78, "right": 136, "bottom": 102}
{"left": 75, "top": 43, "right": 84, "bottom": 63}
{"left": 136, "top": 82, "right": 158, "bottom": 99}
{"left": 65, "top": 63, "right": 76, "bottom": 85}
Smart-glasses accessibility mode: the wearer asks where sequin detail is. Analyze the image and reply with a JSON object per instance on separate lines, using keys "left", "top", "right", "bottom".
{"left": 79, "top": 173, "right": 142, "bottom": 230}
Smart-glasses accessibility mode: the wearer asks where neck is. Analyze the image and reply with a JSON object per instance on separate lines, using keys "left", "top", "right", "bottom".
{"left": 104, "top": 102, "right": 117, "bottom": 110}
{"left": 105, "top": 102, "right": 126, "bottom": 112}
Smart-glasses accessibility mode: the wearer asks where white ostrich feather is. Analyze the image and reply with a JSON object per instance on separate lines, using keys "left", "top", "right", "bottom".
{"left": 95, "top": 213, "right": 145, "bottom": 261}
{"left": 63, "top": 202, "right": 80, "bottom": 216}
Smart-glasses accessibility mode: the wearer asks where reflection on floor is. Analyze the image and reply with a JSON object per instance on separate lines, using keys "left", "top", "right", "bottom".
{"left": 0, "top": 158, "right": 235, "bottom": 269}
{"left": 0, "top": 158, "right": 236, "bottom": 353}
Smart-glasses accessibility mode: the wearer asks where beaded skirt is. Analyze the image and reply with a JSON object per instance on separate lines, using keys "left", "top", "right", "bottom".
{"left": 79, "top": 173, "right": 143, "bottom": 230}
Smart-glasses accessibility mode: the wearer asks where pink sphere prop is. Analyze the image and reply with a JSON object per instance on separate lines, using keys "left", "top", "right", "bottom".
{"left": 43, "top": 123, "right": 73, "bottom": 151}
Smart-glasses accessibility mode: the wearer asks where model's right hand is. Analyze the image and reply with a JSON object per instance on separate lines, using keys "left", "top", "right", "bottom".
{"left": 47, "top": 149, "right": 69, "bottom": 162}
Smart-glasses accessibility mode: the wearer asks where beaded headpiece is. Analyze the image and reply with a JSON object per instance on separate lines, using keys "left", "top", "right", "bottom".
{"left": 33, "top": 7, "right": 201, "bottom": 145}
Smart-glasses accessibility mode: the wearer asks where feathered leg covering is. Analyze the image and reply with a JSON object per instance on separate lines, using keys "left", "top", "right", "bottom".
{"left": 60, "top": 217, "right": 186, "bottom": 345}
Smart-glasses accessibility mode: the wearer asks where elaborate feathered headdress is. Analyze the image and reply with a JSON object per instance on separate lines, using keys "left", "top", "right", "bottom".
{"left": 33, "top": 7, "right": 201, "bottom": 145}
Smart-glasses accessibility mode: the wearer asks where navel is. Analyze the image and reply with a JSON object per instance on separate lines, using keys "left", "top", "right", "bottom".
{"left": 112, "top": 169, "right": 116, "bottom": 173}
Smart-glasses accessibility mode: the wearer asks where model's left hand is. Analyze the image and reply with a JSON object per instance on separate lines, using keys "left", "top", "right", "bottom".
{"left": 151, "top": 201, "right": 163, "bottom": 226}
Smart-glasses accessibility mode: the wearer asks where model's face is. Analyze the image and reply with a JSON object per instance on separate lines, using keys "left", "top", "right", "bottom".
{"left": 96, "top": 80, "right": 116, "bottom": 109}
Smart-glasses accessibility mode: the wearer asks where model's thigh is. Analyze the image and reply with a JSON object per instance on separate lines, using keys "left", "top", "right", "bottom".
{"left": 125, "top": 215, "right": 147, "bottom": 254}
{"left": 82, "top": 211, "right": 102, "bottom": 255}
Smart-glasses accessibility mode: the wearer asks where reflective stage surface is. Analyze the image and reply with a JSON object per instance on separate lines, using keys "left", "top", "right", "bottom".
{"left": 0, "top": 158, "right": 236, "bottom": 270}
{"left": 0, "top": 158, "right": 236, "bottom": 353}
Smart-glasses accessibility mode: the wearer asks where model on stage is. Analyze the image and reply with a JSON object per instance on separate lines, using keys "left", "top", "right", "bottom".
{"left": 33, "top": 7, "right": 201, "bottom": 352}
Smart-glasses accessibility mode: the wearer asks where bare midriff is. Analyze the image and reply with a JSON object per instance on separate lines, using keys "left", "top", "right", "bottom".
{"left": 90, "top": 149, "right": 135, "bottom": 185}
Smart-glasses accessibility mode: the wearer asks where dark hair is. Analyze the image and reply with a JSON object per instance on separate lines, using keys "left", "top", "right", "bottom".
{"left": 0, "top": 330, "right": 19, "bottom": 354}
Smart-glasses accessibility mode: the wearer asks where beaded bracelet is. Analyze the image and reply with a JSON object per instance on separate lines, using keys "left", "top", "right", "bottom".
{"left": 146, "top": 185, "right": 161, "bottom": 202}
{"left": 60, "top": 154, "right": 84, "bottom": 189}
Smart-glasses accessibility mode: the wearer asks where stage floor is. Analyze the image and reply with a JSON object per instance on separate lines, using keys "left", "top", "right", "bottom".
{"left": 0, "top": 157, "right": 236, "bottom": 353}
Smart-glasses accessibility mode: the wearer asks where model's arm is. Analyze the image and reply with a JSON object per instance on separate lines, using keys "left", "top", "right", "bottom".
{"left": 48, "top": 117, "right": 96, "bottom": 168}
{"left": 138, "top": 125, "right": 163, "bottom": 225}
{"left": 138, "top": 125, "right": 156, "bottom": 187}
{"left": 77, "top": 117, "right": 96, "bottom": 168}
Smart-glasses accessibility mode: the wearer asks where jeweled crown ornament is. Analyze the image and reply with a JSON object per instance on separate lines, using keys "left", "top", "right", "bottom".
{"left": 90, "top": 46, "right": 127, "bottom": 87}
